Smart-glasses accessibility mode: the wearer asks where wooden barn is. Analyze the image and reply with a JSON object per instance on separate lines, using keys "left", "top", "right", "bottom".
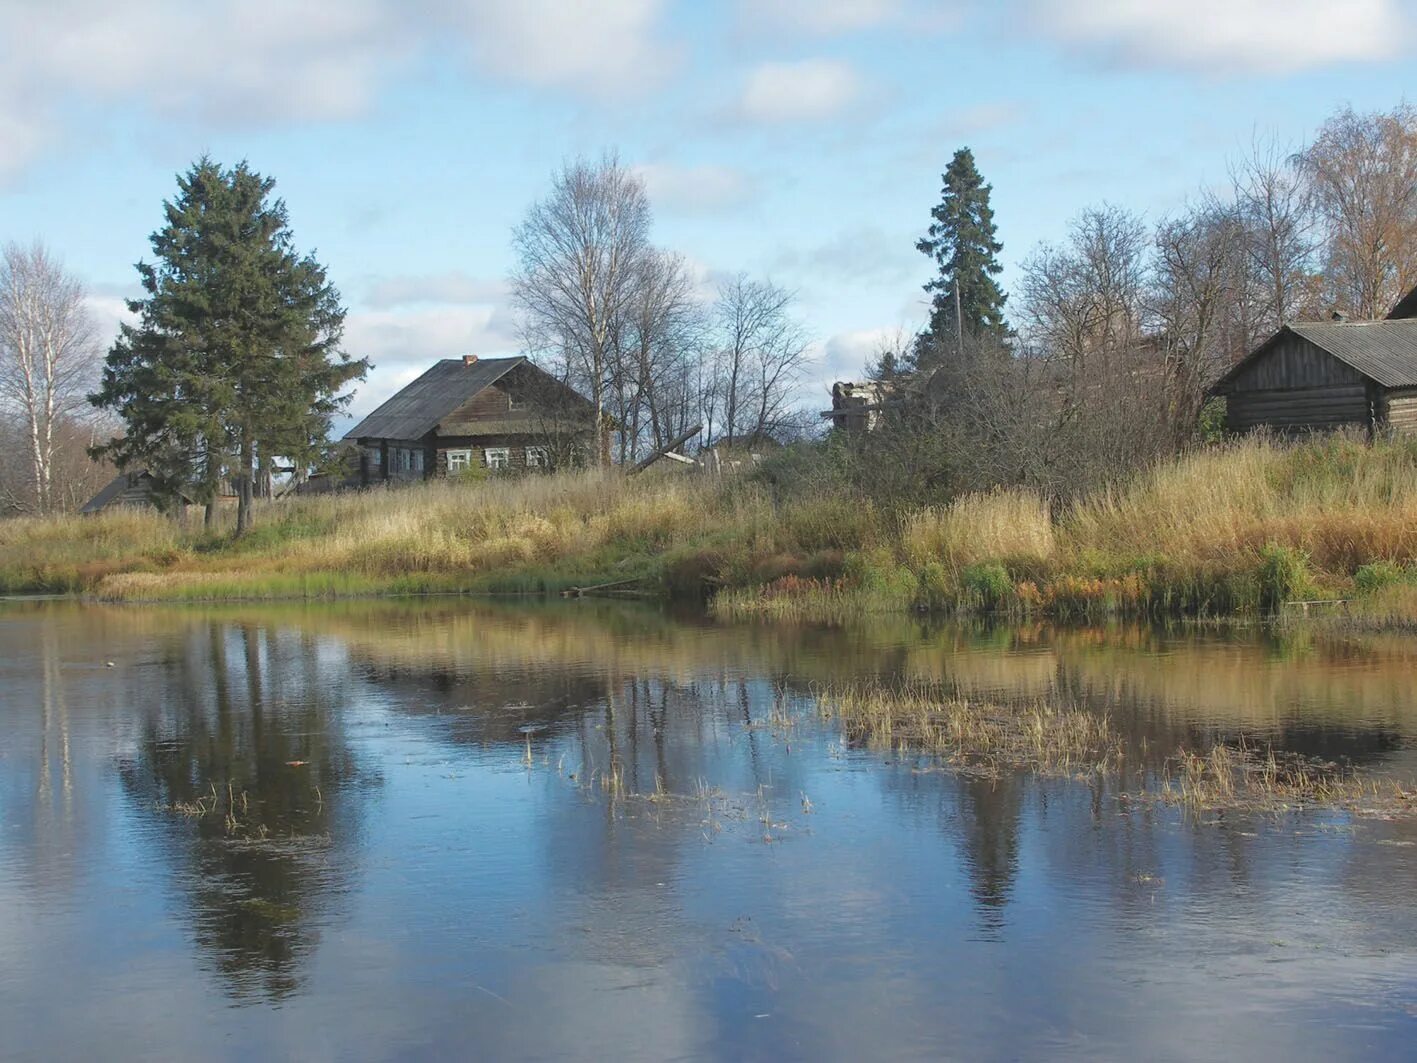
{"left": 80, "top": 470, "right": 195, "bottom": 514}
{"left": 1209, "top": 292, "right": 1417, "bottom": 436}
{"left": 343, "top": 355, "right": 596, "bottom": 485}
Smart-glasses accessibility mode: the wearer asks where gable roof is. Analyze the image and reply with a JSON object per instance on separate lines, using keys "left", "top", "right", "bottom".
{"left": 1211, "top": 320, "right": 1417, "bottom": 393}
{"left": 344, "top": 357, "right": 526, "bottom": 441}
{"left": 80, "top": 470, "right": 195, "bottom": 514}
{"left": 80, "top": 472, "right": 138, "bottom": 513}
{"left": 1389, "top": 284, "right": 1417, "bottom": 320}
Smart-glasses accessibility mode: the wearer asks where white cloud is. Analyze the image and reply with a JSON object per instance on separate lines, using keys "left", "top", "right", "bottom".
{"left": 741, "top": 0, "right": 906, "bottom": 34}
{"left": 340, "top": 302, "right": 522, "bottom": 421}
{"left": 441, "top": 0, "right": 676, "bottom": 97}
{"left": 737, "top": 59, "right": 864, "bottom": 123}
{"left": 771, "top": 226, "right": 919, "bottom": 286}
{"left": 0, "top": 0, "right": 676, "bottom": 181}
{"left": 362, "top": 271, "right": 508, "bottom": 310}
{"left": 633, "top": 162, "right": 754, "bottom": 213}
{"left": 1031, "top": 0, "right": 1403, "bottom": 73}
{"left": 85, "top": 294, "right": 137, "bottom": 352}
{"left": 819, "top": 326, "right": 904, "bottom": 380}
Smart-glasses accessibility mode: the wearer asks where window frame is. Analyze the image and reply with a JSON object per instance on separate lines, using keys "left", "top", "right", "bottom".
{"left": 445, "top": 448, "right": 472, "bottom": 474}
{"left": 483, "top": 447, "right": 511, "bottom": 470}
{"left": 525, "top": 445, "right": 549, "bottom": 469}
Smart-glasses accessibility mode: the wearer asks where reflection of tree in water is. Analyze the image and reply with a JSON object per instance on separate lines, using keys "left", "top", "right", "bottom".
{"left": 118, "top": 620, "right": 377, "bottom": 1002}
{"left": 955, "top": 776, "right": 1024, "bottom": 930}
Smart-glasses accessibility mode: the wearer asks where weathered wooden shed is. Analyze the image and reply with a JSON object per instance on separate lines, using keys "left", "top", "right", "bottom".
{"left": 1209, "top": 318, "right": 1417, "bottom": 436}
{"left": 80, "top": 470, "right": 195, "bottom": 514}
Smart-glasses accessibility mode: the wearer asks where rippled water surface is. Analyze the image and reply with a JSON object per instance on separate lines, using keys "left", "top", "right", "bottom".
{"left": 4, "top": 599, "right": 1417, "bottom": 1060}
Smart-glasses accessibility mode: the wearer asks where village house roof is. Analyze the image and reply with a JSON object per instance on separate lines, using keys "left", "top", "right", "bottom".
{"left": 80, "top": 470, "right": 195, "bottom": 514}
{"left": 344, "top": 356, "right": 527, "bottom": 441}
{"left": 1389, "top": 286, "right": 1417, "bottom": 321}
{"left": 1210, "top": 319, "right": 1417, "bottom": 394}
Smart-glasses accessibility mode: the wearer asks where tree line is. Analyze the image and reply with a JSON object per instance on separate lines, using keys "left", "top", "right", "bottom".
{"left": 841, "top": 102, "right": 1417, "bottom": 504}
{"left": 3, "top": 102, "right": 1412, "bottom": 522}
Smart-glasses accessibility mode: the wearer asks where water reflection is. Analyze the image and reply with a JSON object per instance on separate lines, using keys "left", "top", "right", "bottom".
{"left": 2, "top": 599, "right": 1417, "bottom": 1058}
{"left": 112, "top": 618, "right": 378, "bottom": 1001}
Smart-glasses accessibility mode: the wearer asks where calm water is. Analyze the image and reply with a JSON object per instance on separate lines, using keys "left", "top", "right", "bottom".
{"left": 4, "top": 600, "right": 1417, "bottom": 1061}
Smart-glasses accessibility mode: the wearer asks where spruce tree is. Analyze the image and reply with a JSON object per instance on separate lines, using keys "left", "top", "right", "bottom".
{"left": 93, "top": 159, "right": 366, "bottom": 532}
{"left": 915, "top": 147, "right": 1008, "bottom": 366}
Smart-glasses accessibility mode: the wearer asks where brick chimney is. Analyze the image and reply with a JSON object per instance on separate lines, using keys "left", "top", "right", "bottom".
{"left": 463, "top": 354, "right": 478, "bottom": 366}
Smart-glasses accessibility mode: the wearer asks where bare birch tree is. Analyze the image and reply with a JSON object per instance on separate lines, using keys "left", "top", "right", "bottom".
{"left": 1231, "top": 135, "right": 1317, "bottom": 333}
{"left": 626, "top": 249, "right": 703, "bottom": 456}
{"left": 707, "top": 274, "right": 809, "bottom": 446}
{"left": 1301, "top": 104, "right": 1417, "bottom": 318}
{"left": 511, "top": 154, "right": 651, "bottom": 466}
{"left": 0, "top": 242, "right": 101, "bottom": 514}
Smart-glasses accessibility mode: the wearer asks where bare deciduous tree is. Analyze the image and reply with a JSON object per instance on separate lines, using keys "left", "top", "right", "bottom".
{"left": 511, "top": 153, "right": 651, "bottom": 466}
{"left": 625, "top": 249, "right": 703, "bottom": 457}
{"left": 707, "top": 274, "right": 809, "bottom": 446}
{"left": 1301, "top": 104, "right": 1417, "bottom": 318}
{"left": 0, "top": 242, "right": 101, "bottom": 514}
{"left": 1151, "top": 201, "right": 1249, "bottom": 438}
{"left": 1231, "top": 135, "right": 1317, "bottom": 333}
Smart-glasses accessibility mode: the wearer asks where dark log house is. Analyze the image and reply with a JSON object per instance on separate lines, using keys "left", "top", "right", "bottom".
{"left": 344, "top": 355, "right": 596, "bottom": 484}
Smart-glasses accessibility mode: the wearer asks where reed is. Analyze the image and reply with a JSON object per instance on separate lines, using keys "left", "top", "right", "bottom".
{"left": 815, "top": 679, "right": 1122, "bottom": 777}
{"left": 10, "top": 432, "right": 1417, "bottom": 626}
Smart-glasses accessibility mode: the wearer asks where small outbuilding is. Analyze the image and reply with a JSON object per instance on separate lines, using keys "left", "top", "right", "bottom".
{"left": 1209, "top": 288, "right": 1417, "bottom": 436}
{"left": 81, "top": 470, "right": 195, "bottom": 514}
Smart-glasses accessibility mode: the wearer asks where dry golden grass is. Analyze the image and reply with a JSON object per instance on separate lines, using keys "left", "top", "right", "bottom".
{"left": 1061, "top": 432, "right": 1417, "bottom": 572}
{"left": 11, "top": 432, "right": 1417, "bottom": 621}
{"left": 902, "top": 489, "right": 1055, "bottom": 575}
{"left": 1161, "top": 741, "right": 1414, "bottom": 815}
{"left": 0, "top": 468, "right": 777, "bottom": 599}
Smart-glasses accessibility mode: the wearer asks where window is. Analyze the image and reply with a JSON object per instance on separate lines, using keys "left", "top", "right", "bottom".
{"left": 525, "top": 446, "right": 549, "bottom": 469}
{"left": 484, "top": 447, "right": 510, "bottom": 470}
{"left": 411, "top": 449, "right": 424, "bottom": 474}
{"left": 445, "top": 448, "right": 472, "bottom": 474}
{"left": 363, "top": 446, "right": 382, "bottom": 467}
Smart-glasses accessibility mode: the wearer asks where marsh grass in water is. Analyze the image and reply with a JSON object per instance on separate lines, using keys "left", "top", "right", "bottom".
{"left": 816, "top": 679, "right": 1123, "bottom": 778}
{"left": 817, "top": 679, "right": 1416, "bottom": 817}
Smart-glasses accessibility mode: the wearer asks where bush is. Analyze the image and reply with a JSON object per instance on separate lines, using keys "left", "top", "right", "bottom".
{"left": 1257, "top": 542, "right": 1311, "bottom": 612}
{"left": 1355, "top": 560, "right": 1410, "bottom": 594}
{"left": 961, "top": 562, "right": 1013, "bottom": 611}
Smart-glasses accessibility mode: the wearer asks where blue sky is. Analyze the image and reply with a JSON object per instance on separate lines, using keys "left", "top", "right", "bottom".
{"left": 0, "top": 0, "right": 1413, "bottom": 423}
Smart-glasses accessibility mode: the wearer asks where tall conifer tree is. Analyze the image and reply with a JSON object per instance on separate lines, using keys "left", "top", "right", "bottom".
{"left": 915, "top": 148, "right": 1008, "bottom": 366}
{"left": 93, "top": 159, "right": 366, "bottom": 531}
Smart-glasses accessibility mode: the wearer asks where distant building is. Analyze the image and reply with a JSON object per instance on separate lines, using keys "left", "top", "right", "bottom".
{"left": 1208, "top": 285, "right": 1417, "bottom": 436}
{"left": 80, "top": 470, "right": 196, "bottom": 514}
{"left": 343, "top": 355, "right": 597, "bottom": 484}
{"left": 821, "top": 380, "right": 896, "bottom": 432}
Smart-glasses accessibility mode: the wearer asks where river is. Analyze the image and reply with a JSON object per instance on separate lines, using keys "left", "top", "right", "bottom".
{"left": 3, "top": 599, "right": 1416, "bottom": 1060}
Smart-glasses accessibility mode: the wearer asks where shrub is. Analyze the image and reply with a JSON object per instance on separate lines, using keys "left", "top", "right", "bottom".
{"left": 961, "top": 562, "right": 1012, "bottom": 611}
{"left": 1355, "top": 560, "right": 1410, "bottom": 594}
{"left": 1257, "top": 542, "right": 1311, "bottom": 612}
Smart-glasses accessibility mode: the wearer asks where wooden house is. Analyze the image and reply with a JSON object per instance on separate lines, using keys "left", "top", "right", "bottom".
{"left": 1208, "top": 289, "right": 1417, "bottom": 436}
{"left": 343, "top": 355, "right": 596, "bottom": 484}
{"left": 80, "top": 470, "right": 196, "bottom": 514}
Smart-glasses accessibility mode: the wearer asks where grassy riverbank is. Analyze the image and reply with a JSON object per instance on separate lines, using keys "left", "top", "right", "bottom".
{"left": 7, "top": 432, "right": 1417, "bottom": 622}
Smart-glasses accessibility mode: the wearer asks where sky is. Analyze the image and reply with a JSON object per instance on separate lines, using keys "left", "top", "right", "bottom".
{"left": 0, "top": 0, "right": 1414, "bottom": 427}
